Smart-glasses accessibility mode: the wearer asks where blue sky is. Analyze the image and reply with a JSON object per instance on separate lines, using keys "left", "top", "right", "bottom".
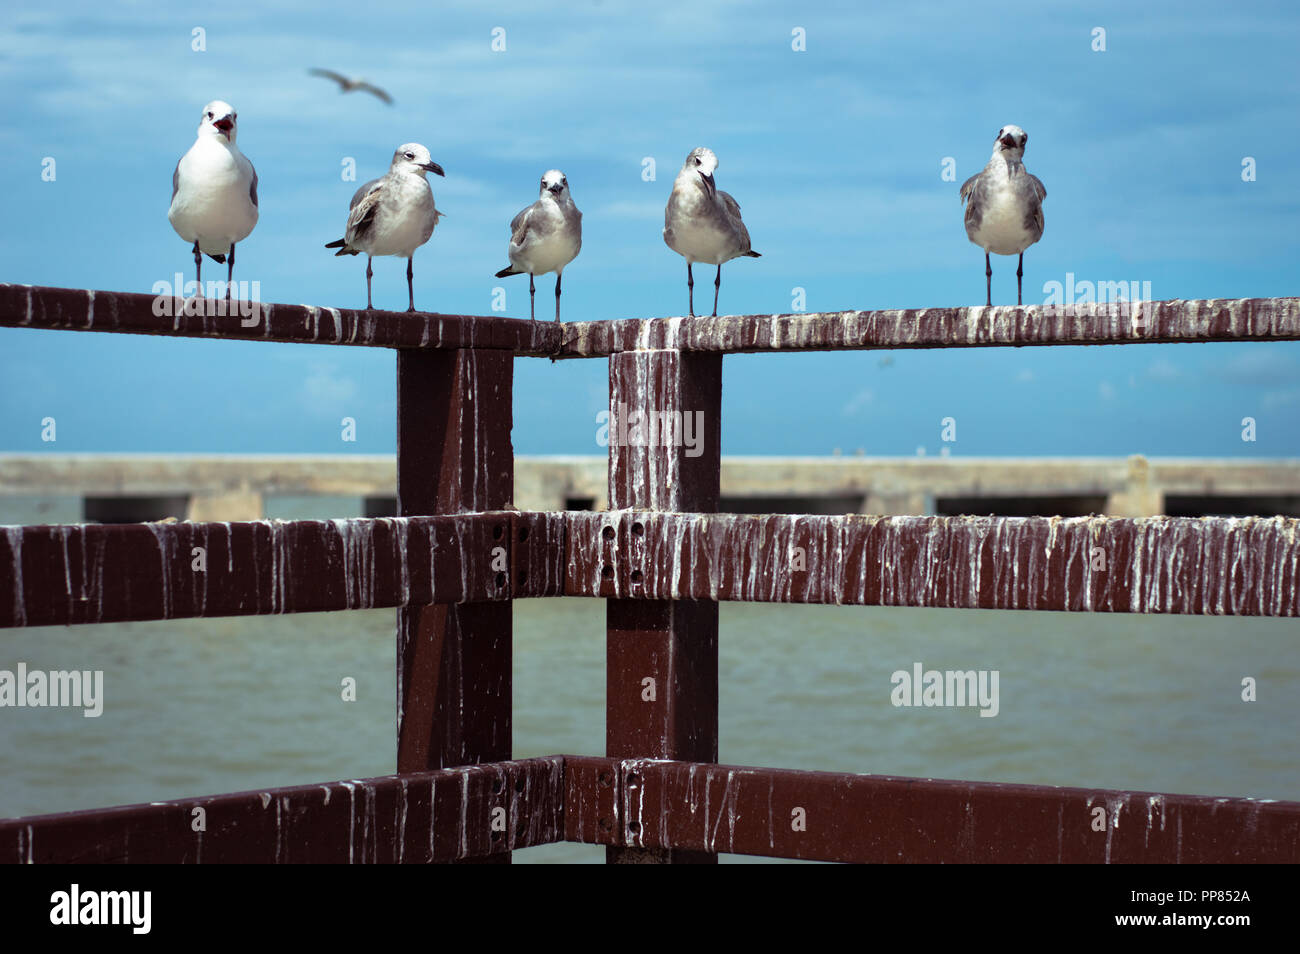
{"left": 1, "top": 0, "right": 1297, "bottom": 457}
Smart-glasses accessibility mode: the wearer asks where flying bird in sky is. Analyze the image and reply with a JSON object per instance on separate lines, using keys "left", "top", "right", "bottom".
{"left": 663, "top": 147, "right": 760, "bottom": 317}
{"left": 167, "top": 99, "right": 258, "bottom": 298}
{"left": 960, "top": 124, "right": 1046, "bottom": 306}
{"left": 495, "top": 170, "right": 583, "bottom": 323}
{"left": 308, "top": 68, "right": 393, "bottom": 104}
{"left": 325, "top": 143, "right": 444, "bottom": 312}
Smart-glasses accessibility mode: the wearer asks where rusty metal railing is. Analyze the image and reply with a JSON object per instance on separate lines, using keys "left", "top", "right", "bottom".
{"left": 2, "top": 282, "right": 1299, "bottom": 864}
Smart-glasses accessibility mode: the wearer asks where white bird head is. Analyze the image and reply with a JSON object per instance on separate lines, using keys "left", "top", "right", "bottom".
{"left": 198, "top": 100, "right": 239, "bottom": 143}
{"left": 540, "top": 170, "right": 569, "bottom": 199}
{"left": 391, "top": 143, "right": 444, "bottom": 178}
{"left": 683, "top": 147, "right": 719, "bottom": 197}
{"left": 993, "top": 124, "right": 1029, "bottom": 159}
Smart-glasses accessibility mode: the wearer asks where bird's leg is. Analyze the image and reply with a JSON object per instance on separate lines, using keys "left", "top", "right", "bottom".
{"left": 529, "top": 273, "right": 536, "bottom": 322}
{"left": 226, "top": 244, "right": 235, "bottom": 300}
{"left": 985, "top": 251, "right": 992, "bottom": 307}
{"left": 712, "top": 265, "right": 722, "bottom": 317}
{"left": 365, "top": 256, "right": 374, "bottom": 310}
{"left": 687, "top": 262, "right": 695, "bottom": 317}
{"left": 406, "top": 257, "right": 415, "bottom": 312}
{"left": 554, "top": 273, "right": 562, "bottom": 324}
{"left": 1016, "top": 252, "right": 1024, "bottom": 306}
{"left": 192, "top": 241, "right": 202, "bottom": 297}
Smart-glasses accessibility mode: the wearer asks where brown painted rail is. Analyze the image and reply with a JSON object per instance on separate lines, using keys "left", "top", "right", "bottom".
{"left": 4, "top": 512, "right": 1296, "bottom": 627}
{"left": 4, "top": 756, "right": 1296, "bottom": 864}
{"left": 0, "top": 283, "right": 558, "bottom": 353}
{"left": 559, "top": 296, "right": 1300, "bottom": 357}
{"left": 0, "top": 758, "right": 565, "bottom": 863}
{"left": 6, "top": 283, "right": 1300, "bottom": 357}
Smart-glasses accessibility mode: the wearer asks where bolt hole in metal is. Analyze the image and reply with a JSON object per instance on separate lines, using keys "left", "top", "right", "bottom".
{"left": 599, "top": 818, "right": 612, "bottom": 832}
{"left": 518, "top": 526, "right": 529, "bottom": 542}
{"left": 514, "top": 777, "right": 526, "bottom": 793}
{"left": 598, "top": 771, "right": 612, "bottom": 788}
{"left": 628, "top": 772, "right": 641, "bottom": 787}
{"left": 493, "top": 524, "right": 504, "bottom": 540}
{"left": 517, "top": 570, "right": 528, "bottom": 586}
{"left": 630, "top": 569, "right": 643, "bottom": 584}
{"left": 492, "top": 779, "right": 503, "bottom": 794}
{"left": 601, "top": 564, "right": 614, "bottom": 580}
{"left": 628, "top": 821, "right": 642, "bottom": 834}
{"left": 631, "top": 522, "right": 644, "bottom": 536}
{"left": 602, "top": 525, "right": 615, "bottom": 540}
{"left": 495, "top": 572, "right": 507, "bottom": 587}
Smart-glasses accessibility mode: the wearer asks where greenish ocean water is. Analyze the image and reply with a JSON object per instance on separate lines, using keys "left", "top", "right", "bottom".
{"left": 1, "top": 598, "right": 1296, "bottom": 863}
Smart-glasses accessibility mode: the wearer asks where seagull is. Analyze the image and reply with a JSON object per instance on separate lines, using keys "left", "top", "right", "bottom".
{"left": 959, "top": 124, "right": 1046, "bottom": 306}
{"left": 324, "top": 143, "right": 444, "bottom": 312}
{"left": 663, "top": 147, "right": 760, "bottom": 317}
{"left": 167, "top": 100, "right": 258, "bottom": 298}
{"left": 308, "top": 69, "right": 393, "bottom": 104}
{"left": 494, "top": 170, "right": 582, "bottom": 323}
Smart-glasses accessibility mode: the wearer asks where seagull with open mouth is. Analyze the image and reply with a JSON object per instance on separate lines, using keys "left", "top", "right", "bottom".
{"left": 960, "top": 124, "right": 1046, "bottom": 306}
{"left": 663, "top": 147, "right": 760, "bottom": 317}
{"left": 167, "top": 100, "right": 258, "bottom": 299}
{"left": 494, "top": 170, "right": 582, "bottom": 323}
{"left": 325, "top": 143, "right": 444, "bottom": 312}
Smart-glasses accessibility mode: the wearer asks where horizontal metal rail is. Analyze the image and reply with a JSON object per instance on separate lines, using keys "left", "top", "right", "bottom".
{"left": 0, "top": 513, "right": 566, "bottom": 627}
{"left": 0, "top": 283, "right": 556, "bottom": 353}
{"left": 559, "top": 296, "right": 1300, "bottom": 357}
{"left": 5, "top": 284, "right": 1298, "bottom": 357}
{"left": 3, "top": 511, "right": 1296, "bottom": 627}
{"left": 567, "top": 757, "right": 1300, "bottom": 863}
{"left": 0, "top": 758, "right": 565, "bottom": 863}
{"left": 3, "top": 756, "right": 1296, "bottom": 863}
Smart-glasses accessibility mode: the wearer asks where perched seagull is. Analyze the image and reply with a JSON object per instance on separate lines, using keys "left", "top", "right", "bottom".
{"left": 960, "top": 124, "right": 1046, "bottom": 306}
{"left": 167, "top": 100, "right": 258, "bottom": 298}
{"left": 308, "top": 68, "right": 393, "bottom": 104}
{"left": 494, "top": 170, "right": 582, "bottom": 323}
{"left": 663, "top": 147, "right": 760, "bottom": 317}
{"left": 324, "top": 143, "right": 444, "bottom": 312}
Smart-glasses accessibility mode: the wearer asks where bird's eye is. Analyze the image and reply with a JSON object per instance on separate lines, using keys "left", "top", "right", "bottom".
{"left": 561, "top": 178, "right": 567, "bottom": 186}
{"left": 207, "top": 112, "right": 214, "bottom": 119}
{"left": 404, "top": 152, "right": 414, "bottom": 159}
{"left": 694, "top": 157, "right": 701, "bottom": 165}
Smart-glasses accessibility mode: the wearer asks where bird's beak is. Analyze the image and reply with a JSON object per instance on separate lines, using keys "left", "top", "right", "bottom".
{"left": 548, "top": 183, "right": 563, "bottom": 195}
{"left": 999, "top": 134, "right": 1017, "bottom": 149}
{"left": 700, "top": 172, "right": 716, "bottom": 197}
{"left": 214, "top": 116, "right": 234, "bottom": 136}
{"left": 422, "top": 161, "right": 445, "bottom": 176}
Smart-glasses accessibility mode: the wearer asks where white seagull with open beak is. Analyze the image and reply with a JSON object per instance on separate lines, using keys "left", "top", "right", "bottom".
{"left": 168, "top": 100, "right": 258, "bottom": 298}
{"left": 960, "top": 124, "right": 1046, "bottom": 306}
{"left": 663, "top": 147, "right": 760, "bottom": 317}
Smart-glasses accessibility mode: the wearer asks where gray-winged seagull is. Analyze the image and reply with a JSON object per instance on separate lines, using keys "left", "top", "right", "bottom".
{"left": 494, "top": 170, "right": 583, "bottom": 323}
{"left": 960, "top": 124, "right": 1046, "bottom": 306}
{"left": 663, "top": 147, "right": 760, "bottom": 317}
{"left": 325, "top": 143, "right": 444, "bottom": 312}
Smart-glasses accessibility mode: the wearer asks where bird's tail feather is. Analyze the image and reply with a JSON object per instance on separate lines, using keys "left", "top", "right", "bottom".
{"left": 325, "top": 238, "right": 358, "bottom": 256}
{"left": 495, "top": 266, "right": 522, "bottom": 278}
{"left": 206, "top": 253, "right": 226, "bottom": 264}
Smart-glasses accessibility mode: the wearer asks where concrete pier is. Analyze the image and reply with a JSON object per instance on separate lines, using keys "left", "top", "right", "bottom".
{"left": 1, "top": 453, "right": 1298, "bottom": 523}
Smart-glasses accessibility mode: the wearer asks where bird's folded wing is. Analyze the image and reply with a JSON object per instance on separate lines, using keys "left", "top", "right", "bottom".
{"left": 346, "top": 187, "right": 383, "bottom": 241}
{"left": 509, "top": 205, "right": 534, "bottom": 246}
{"left": 1028, "top": 173, "right": 1047, "bottom": 201}
{"left": 171, "top": 160, "right": 181, "bottom": 203}
{"left": 959, "top": 173, "right": 981, "bottom": 206}
{"left": 249, "top": 163, "right": 259, "bottom": 208}
{"left": 718, "top": 190, "right": 744, "bottom": 221}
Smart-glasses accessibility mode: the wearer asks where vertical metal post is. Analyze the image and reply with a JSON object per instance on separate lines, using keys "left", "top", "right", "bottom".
{"left": 397, "top": 348, "right": 514, "bottom": 862}
{"left": 606, "top": 349, "right": 722, "bottom": 863}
